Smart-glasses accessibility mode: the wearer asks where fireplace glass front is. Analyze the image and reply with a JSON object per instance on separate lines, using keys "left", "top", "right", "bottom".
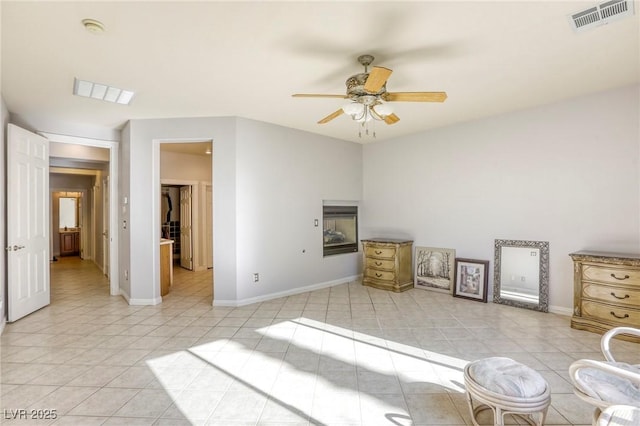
{"left": 323, "top": 205, "right": 358, "bottom": 256}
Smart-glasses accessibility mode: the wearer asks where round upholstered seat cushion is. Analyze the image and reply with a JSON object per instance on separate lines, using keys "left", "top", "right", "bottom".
{"left": 467, "top": 357, "right": 547, "bottom": 398}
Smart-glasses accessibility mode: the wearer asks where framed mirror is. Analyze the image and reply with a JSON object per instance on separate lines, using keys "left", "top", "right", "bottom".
{"left": 59, "top": 197, "right": 78, "bottom": 229}
{"left": 494, "top": 239, "right": 549, "bottom": 312}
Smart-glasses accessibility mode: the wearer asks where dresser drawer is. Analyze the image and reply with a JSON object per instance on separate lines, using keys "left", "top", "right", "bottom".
{"left": 365, "top": 258, "right": 395, "bottom": 271}
{"left": 365, "top": 269, "right": 396, "bottom": 282}
{"left": 581, "top": 300, "right": 640, "bottom": 327}
{"left": 583, "top": 283, "right": 640, "bottom": 307}
{"left": 582, "top": 265, "right": 640, "bottom": 286}
{"left": 364, "top": 246, "right": 396, "bottom": 259}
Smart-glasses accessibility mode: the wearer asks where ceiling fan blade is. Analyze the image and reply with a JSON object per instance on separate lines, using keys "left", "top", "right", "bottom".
{"left": 318, "top": 109, "right": 344, "bottom": 124}
{"left": 383, "top": 92, "right": 447, "bottom": 102}
{"left": 292, "top": 94, "right": 348, "bottom": 99}
{"left": 384, "top": 113, "right": 400, "bottom": 125}
{"left": 363, "top": 66, "right": 393, "bottom": 93}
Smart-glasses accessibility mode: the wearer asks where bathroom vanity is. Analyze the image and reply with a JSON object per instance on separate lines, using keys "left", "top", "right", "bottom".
{"left": 59, "top": 229, "right": 80, "bottom": 256}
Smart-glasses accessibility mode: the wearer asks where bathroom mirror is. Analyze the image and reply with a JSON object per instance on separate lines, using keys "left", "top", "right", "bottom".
{"left": 59, "top": 197, "right": 78, "bottom": 229}
{"left": 493, "top": 239, "right": 549, "bottom": 312}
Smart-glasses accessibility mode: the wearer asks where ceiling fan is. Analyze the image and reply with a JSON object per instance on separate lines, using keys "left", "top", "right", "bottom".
{"left": 292, "top": 54, "right": 447, "bottom": 136}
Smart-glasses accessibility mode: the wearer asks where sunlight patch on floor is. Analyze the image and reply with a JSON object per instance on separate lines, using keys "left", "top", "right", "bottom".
{"left": 146, "top": 316, "right": 469, "bottom": 423}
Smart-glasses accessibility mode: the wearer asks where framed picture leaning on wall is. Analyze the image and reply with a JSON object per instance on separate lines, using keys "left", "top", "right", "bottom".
{"left": 414, "top": 246, "right": 456, "bottom": 293}
{"left": 453, "top": 258, "right": 489, "bottom": 302}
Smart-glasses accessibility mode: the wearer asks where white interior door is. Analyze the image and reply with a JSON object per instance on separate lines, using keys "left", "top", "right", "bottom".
{"left": 7, "top": 124, "right": 50, "bottom": 322}
{"left": 206, "top": 184, "right": 213, "bottom": 269}
{"left": 103, "top": 177, "right": 110, "bottom": 277}
{"left": 180, "top": 185, "right": 193, "bottom": 270}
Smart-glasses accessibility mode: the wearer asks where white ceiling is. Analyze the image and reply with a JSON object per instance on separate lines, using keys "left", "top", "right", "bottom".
{"left": 2, "top": 1, "right": 639, "bottom": 143}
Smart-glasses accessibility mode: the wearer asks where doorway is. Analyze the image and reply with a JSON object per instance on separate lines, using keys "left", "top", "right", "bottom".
{"left": 42, "top": 132, "right": 120, "bottom": 297}
{"left": 6, "top": 127, "right": 119, "bottom": 322}
{"left": 157, "top": 140, "right": 213, "bottom": 299}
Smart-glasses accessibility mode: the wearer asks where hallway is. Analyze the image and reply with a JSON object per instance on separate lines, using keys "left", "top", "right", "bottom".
{"left": 50, "top": 257, "right": 213, "bottom": 306}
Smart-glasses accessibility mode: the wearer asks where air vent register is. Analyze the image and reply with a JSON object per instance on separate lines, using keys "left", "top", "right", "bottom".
{"left": 569, "top": 0, "right": 634, "bottom": 32}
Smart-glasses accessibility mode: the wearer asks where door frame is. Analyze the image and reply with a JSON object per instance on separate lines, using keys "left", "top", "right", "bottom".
{"left": 40, "top": 132, "right": 120, "bottom": 296}
{"left": 103, "top": 176, "right": 110, "bottom": 277}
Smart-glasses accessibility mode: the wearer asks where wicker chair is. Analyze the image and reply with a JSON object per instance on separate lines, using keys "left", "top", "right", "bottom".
{"left": 569, "top": 327, "right": 640, "bottom": 425}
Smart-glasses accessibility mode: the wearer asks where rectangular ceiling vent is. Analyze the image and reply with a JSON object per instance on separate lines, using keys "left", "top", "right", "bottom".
{"left": 569, "top": 0, "right": 634, "bottom": 32}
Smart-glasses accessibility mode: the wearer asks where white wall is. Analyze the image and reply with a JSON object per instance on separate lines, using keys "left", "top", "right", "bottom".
{"left": 50, "top": 142, "right": 109, "bottom": 162}
{"left": 160, "top": 150, "right": 212, "bottom": 182}
{"left": 124, "top": 117, "right": 237, "bottom": 304}
{"left": 119, "top": 123, "right": 132, "bottom": 299}
{"left": 10, "top": 113, "right": 120, "bottom": 142}
{"left": 123, "top": 116, "right": 362, "bottom": 306}
{"left": 362, "top": 85, "right": 640, "bottom": 313}
{"left": 234, "top": 118, "right": 362, "bottom": 302}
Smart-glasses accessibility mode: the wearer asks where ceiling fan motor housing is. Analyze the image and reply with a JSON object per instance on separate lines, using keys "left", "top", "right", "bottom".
{"left": 346, "top": 73, "right": 386, "bottom": 104}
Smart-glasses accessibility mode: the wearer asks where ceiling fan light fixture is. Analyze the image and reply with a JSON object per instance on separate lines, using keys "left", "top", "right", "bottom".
{"left": 342, "top": 102, "right": 363, "bottom": 116}
{"left": 373, "top": 102, "right": 393, "bottom": 117}
{"left": 293, "top": 54, "right": 445, "bottom": 139}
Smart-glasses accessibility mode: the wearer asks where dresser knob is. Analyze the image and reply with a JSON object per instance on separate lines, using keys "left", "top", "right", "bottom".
{"left": 610, "top": 273, "right": 630, "bottom": 280}
{"left": 375, "top": 250, "right": 383, "bottom": 255}
{"left": 375, "top": 273, "right": 382, "bottom": 278}
{"left": 610, "top": 292, "right": 630, "bottom": 300}
{"left": 610, "top": 311, "right": 630, "bottom": 319}
{"left": 375, "top": 261, "right": 382, "bottom": 266}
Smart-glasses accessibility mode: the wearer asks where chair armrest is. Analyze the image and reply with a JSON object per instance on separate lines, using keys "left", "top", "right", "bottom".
{"left": 570, "top": 359, "right": 640, "bottom": 387}
{"left": 601, "top": 327, "right": 640, "bottom": 362}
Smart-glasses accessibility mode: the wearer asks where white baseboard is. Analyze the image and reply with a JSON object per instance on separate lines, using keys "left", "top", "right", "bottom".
{"left": 124, "top": 293, "right": 162, "bottom": 306}
{"left": 549, "top": 305, "right": 573, "bottom": 316}
{"left": 120, "top": 288, "right": 131, "bottom": 303}
{"left": 213, "top": 275, "right": 362, "bottom": 307}
{"left": 118, "top": 288, "right": 159, "bottom": 305}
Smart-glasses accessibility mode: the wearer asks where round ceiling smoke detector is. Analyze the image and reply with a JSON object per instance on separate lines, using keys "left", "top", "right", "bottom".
{"left": 82, "top": 19, "right": 105, "bottom": 34}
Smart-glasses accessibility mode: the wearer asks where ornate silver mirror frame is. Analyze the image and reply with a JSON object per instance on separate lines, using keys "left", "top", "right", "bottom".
{"left": 493, "top": 239, "right": 549, "bottom": 312}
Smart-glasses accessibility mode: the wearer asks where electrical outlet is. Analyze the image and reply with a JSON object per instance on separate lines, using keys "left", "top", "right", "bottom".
{"left": 253, "top": 273, "right": 259, "bottom": 282}
{"left": 124, "top": 269, "right": 129, "bottom": 280}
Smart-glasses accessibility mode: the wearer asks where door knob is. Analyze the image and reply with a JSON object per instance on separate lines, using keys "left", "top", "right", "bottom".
{"left": 6, "top": 245, "right": 25, "bottom": 251}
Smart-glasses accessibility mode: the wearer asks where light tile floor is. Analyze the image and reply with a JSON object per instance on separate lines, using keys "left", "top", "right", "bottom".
{"left": 2, "top": 257, "right": 639, "bottom": 425}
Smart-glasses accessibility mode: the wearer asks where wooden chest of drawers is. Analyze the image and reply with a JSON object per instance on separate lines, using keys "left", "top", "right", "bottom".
{"left": 570, "top": 251, "right": 640, "bottom": 341}
{"left": 362, "top": 238, "right": 413, "bottom": 292}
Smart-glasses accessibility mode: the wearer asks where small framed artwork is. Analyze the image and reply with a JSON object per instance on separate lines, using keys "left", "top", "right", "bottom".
{"left": 414, "top": 246, "right": 456, "bottom": 293}
{"left": 454, "top": 258, "right": 489, "bottom": 302}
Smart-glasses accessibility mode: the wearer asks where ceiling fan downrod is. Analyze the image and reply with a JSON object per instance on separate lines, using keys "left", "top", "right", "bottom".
{"left": 357, "top": 54, "right": 375, "bottom": 73}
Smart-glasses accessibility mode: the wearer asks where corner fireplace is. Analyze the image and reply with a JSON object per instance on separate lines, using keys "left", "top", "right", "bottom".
{"left": 323, "top": 205, "right": 358, "bottom": 256}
